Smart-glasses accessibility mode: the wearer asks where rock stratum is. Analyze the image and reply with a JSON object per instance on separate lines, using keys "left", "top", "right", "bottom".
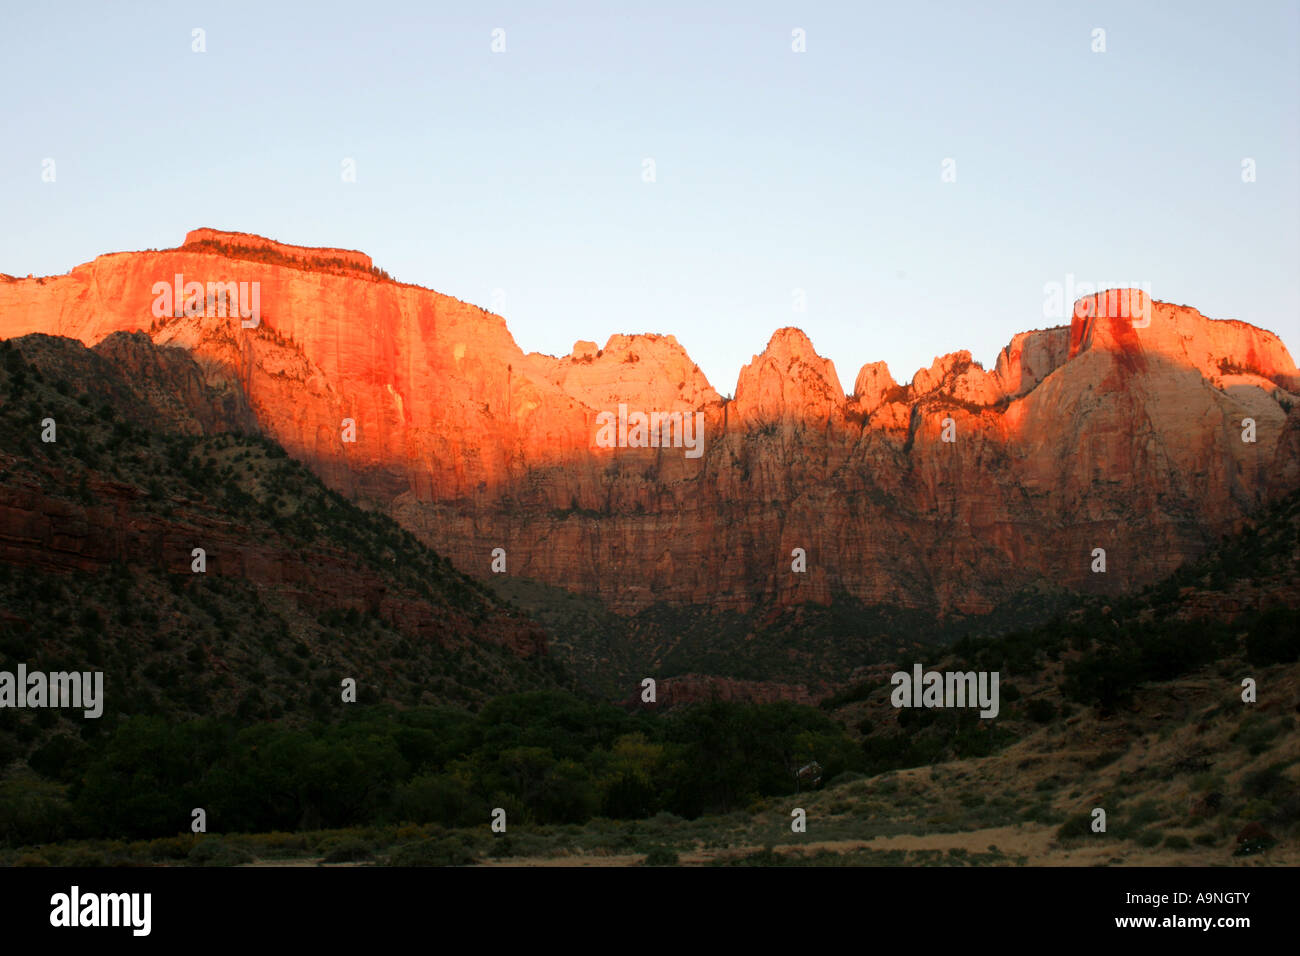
{"left": 2, "top": 228, "right": 1297, "bottom": 617}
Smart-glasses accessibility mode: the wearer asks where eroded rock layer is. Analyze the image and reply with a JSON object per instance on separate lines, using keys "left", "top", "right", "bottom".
{"left": 2, "top": 232, "right": 1296, "bottom": 615}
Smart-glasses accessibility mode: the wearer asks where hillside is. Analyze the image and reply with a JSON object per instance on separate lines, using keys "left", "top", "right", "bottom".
{"left": 0, "top": 333, "right": 561, "bottom": 777}
{"left": 0, "top": 472, "right": 1293, "bottom": 859}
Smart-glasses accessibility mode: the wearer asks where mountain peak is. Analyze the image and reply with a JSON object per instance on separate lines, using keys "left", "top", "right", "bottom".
{"left": 1067, "top": 292, "right": 1300, "bottom": 391}
{"left": 733, "top": 326, "right": 846, "bottom": 426}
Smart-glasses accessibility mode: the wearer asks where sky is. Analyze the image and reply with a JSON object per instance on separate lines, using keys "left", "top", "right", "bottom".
{"left": 2, "top": 0, "right": 1297, "bottom": 395}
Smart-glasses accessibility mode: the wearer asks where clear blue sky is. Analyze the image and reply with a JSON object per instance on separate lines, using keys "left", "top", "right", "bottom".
{"left": 2, "top": 0, "right": 1297, "bottom": 394}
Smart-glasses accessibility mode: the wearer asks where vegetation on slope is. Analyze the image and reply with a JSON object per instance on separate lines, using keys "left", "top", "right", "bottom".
{"left": 0, "top": 336, "right": 562, "bottom": 772}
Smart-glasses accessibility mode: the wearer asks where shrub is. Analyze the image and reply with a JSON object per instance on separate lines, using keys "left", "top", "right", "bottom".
{"left": 1020, "top": 803, "right": 1056, "bottom": 825}
{"left": 1233, "top": 716, "right": 1282, "bottom": 756}
{"left": 145, "top": 835, "right": 197, "bottom": 861}
{"left": 1121, "top": 800, "right": 1163, "bottom": 833}
{"left": 61, "top": 846, "right": 108, "bottom": 867}
{"left": 1056, "top": 813, "right": 1094, "bottom": 841}
{"left": 0, "top": 776, "right": 75, "bottom": 845}
{"left": 1135, "top": 829, "right": 1164, "bottom": 848}
{"left": 1241, "top": 763, "right": 1288, "bottom": 799}
{"left": 320, "top": 838, "right": 375, "bottom": 863}
{"left": 187, "top": 839, "right": 253, "bottom": 867}
{"left": 646, "top": 811, "right": 684, "bottom": 828}
{"left": 388, "top": 837, "right": 476, "bottom": 867}
{"left": 641, "top": 846, "right": 679, "bottom": 866}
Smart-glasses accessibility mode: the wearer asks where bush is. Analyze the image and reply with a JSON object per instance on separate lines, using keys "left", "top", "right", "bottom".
{"left": 60, "top": 846, "right": 108, "bottom": 866}
{"left": 486, "top": 831, "right": 551, "bottom": 859}
{"left": 1020, "top": 803, "right": 1056, "bottom": 825}
{"left": 713, "top": 847, "right": 783, "bottom": 867}
{"left": 1118, "top": 800, "right": 1163, "bottom": 835}
{"left": 1056, "top": 813, "right": 1094, "bottom": 841}
{"left": 187, "top": 839, "right": 253, "bottom": 867}
{"left": 320, "top": 838, "right": 375, "bottom": 863}
{"left": 1163, "top": 834, "right": 1190, "bottom": 850}
{"left": 1135, "top": 829, "right": 1164, "bottom": 848}
{"left": 388, "top": 837, "right": 476, "bottom": 867}
{"left": 646, "top": 811, "right": 684, "bottom": 828}
{"left": 1233, "top": 717, "right": 1282, "bottom": 756}
{"left": 145, "top": 835, "right": 197, "bottom": 861}
{"left": 641, "top": 846, "right": 679, "bottom": 866}
{"left": 0, "top": 776, "right": 75, "bottom": 845}
{"left": 1241, "top": 763, "right": 1288, "bottom": 799}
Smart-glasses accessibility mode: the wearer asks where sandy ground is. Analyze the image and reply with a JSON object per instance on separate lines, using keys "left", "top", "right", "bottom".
{"left": 241, "top": 823, "right": 1296, "bottom": 867}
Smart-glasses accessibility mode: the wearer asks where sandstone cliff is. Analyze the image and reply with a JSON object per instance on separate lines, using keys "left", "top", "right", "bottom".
{"left": 1, "top": 232, "right": 1296, "bottom": 616}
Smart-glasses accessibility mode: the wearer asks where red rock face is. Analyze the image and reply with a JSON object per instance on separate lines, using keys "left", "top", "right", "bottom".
{"left": 2, "top": 233, "right": 1297, "bottom": 617}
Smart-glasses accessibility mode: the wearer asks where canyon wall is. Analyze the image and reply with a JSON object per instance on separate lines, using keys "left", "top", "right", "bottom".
{"left": 2, "top": 230, "right": 1297, "bottom": 615}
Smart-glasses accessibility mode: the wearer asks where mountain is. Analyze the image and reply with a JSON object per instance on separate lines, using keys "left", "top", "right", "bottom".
{"left": 0, "top": 268, "right": 1296, "bottom": 857}
{"left": 1, "top": 228, "right": 1296, "bottom": 638}
{"left": 0, "top": 331, "right": 559, "bottom": 770}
